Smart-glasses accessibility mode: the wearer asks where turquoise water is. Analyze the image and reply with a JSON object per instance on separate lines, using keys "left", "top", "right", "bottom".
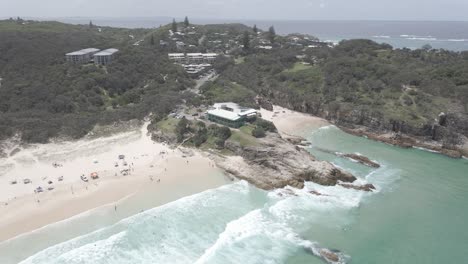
{"left": 5, "top": 126, "right": 468, "bottom": 263}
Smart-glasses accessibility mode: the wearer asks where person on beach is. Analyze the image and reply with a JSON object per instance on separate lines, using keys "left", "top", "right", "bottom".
{"left": 115, "top": 205, "right": 117, "bottom": 211}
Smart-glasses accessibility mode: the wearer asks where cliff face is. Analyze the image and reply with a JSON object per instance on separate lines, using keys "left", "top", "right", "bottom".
{"left": 214, "top": 133, "right": 357, "bottom": 190}
{"left": 261, "top": 95, "right": 468, "bottom": 158}
{"left": 334, "top": 109, "right": 468, "bottom": 157}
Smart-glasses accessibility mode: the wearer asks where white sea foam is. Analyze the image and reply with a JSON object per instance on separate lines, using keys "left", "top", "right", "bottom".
{"left": 406, "top": 37, "right": 437, "bottom": 41}
{"left": 413, "top": 146, "right": 440, "bottom": 153}
{"left": 19, "top": 181, "right": 261, "bottom": 264}
{"left": 195, "top": 205, "right": 348, "bottom": 264}
{"left": 447, "top": 39, "right": 468, "bottom": 42}
{"left": 318, "top": 125, "right": 336, "bottom": 130}
{"left": 373, "top": 35, "right": 390, "bottom": 38}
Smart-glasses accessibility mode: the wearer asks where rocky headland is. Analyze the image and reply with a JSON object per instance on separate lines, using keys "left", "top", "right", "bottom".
{"left": 215, "top": 132, "right": 357, "bottom": 190}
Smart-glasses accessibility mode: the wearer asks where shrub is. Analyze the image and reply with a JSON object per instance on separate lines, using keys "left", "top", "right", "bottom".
{"left": 252, "top": 126, "right": 266, "bottom": 138}
{"left": 255, "top": 118, "right": 277, "bottom": 132}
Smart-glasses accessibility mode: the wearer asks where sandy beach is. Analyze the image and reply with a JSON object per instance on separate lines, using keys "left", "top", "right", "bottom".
{"left": 260, "top": 105, "right": 329, "bottom": 136}
{"left": 0, "top": 123, "right": 229, "bottom": 242}
{"left": 0, "top": 107, "right": 326, "bottom": 243}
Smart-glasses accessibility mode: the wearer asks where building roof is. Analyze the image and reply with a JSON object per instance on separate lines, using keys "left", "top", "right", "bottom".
{"left": 168, "top": 53, "right": 185, "bottom": 57}
{"left": 208, "top": 102, "right": 257, "bottom": 121}
{"left": 203, "top": 53, "right": 218, "bottom": 57}
{"left": 238, "top": 109, "right": 257, "bottom": 117}
{"left": 94, "top": 48, "right": 119, "bottom": 56}
{"left": 187, "top": 53, "right": 203, "bottom": 57}
{"left": 66, "top": 48, "right": 100, "bottom": 56}
{"left": 207, "top": 109, "right": 242, "bottom": 121}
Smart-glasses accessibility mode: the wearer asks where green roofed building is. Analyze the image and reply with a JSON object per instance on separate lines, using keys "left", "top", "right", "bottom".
{"left": 206, "top": 102, "right": 257, "bottom": 128}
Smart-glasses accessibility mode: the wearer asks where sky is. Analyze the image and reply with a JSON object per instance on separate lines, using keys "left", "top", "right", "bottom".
{"left": 1, "top": 0, "right": 468, "bottom": 21}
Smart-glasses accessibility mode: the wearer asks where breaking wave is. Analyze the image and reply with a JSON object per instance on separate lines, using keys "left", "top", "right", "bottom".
{"left": 17, "top": 154, "right": 398, "bottom": 264}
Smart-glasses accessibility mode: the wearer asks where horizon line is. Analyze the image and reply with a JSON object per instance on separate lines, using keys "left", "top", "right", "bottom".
{"left": 2, "top": 16, "right": 468, "bottom": 23}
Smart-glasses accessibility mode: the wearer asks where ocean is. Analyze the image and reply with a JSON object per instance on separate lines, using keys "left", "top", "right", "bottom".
{"left": 54, "top": 18, "right": 468, "bottom": 51}
{"left": 2, "top": 125, "right": 467, "bottom": 263}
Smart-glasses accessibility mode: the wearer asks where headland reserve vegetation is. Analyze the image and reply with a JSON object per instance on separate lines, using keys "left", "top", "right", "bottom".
{"left": 0, "top": 17, "right": 467, "bottom": 158}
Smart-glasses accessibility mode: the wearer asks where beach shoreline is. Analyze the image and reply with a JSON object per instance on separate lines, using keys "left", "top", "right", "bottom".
{"left": 0, "top": 106, "right": 336, "bottom": 246}
{"left": 260, "top": 105, "right": 330, "bottom": 136}
{"left": 0, "top": 123, "right": 229, "bottom": 243}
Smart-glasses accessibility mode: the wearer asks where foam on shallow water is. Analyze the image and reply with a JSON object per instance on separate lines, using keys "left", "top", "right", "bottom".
{"left": 17, "top": 161, "right": 394, "bottom": 264}
{"left": 16, "top": 125, "right": 403, "bottom": 264}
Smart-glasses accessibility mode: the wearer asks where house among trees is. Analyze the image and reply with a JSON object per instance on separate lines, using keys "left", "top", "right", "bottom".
{"left": 168, "top": 53, "right": 218, "bottom": 64}
{"left": 93, "top": 48, "right": 119, "bottom": 65}
{"left": 65, "top": 48, "right": 100, "bottom": 64}
{"left": 206, "top": 102, "right": 257, "bottom": 128}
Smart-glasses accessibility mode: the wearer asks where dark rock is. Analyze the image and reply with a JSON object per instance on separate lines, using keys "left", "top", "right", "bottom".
{"left": 342, "top": 153, "right": 380, "bottom": 168}
{"left": 256, "top": 96, "right": 273, "bottom": 111}
{"left": 215, "top": 132, "right": 357, "bottom": 190}
{"left": 338, "top": 183, "right": 376, "bottom": 192}
{"left": 320, "top": 249, "right": 340, "bottom": 262}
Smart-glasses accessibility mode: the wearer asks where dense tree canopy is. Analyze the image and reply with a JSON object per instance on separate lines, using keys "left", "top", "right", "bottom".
{"left": 0, "top": 20, "right": 193, "bottom": 142}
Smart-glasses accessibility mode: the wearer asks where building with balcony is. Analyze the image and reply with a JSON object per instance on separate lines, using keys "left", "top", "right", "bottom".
{"left": 65, "top": 48, "right": 100, "bottom": 64}
{"left": 94, "top": 48, "right": 119, "bottom": 65}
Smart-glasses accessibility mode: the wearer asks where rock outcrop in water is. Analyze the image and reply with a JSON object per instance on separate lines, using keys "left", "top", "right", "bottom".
{"left": 338, "top": 183, "right": 376, "bottom": 192}
{"left": 342, "top": 153, "right": 380, "bottom": 168}
{"left": 340, "top": 127, "right": 465, "bottom": 158}
{"left": 315, "top": 147, "right": 380, "bottom": 168}
{"left": 214, "top": 132, "right": 357, "bottom": 190}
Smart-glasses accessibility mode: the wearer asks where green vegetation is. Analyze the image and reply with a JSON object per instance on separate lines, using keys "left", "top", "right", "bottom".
{"left": 283, "top": 62, "right": 313, "bottom": 73}
{"left": 200, "top": 80, "right": 257, "bottom": 108}
{"left": 0, "top": 19, "right": 193, "bottom": 143}
{"left": 211, "top": 38, "right": 468, "bottom": 138}
{"left": 1, "top": 19, "right": 467, "bottom": 146}
{"left": 251, "top": 126, "right": 266, "bottom": 138}
{"left": 229, "top": 130, "right": 259, "bottom": 146}
{"left": 153, "top": 117, "right": 178, "bottom": 134}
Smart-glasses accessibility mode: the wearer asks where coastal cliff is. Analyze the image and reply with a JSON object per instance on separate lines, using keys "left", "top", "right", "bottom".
{"left": 258, "top": 96, "right": 468, "bottom": 159}
{"left": 215, "top": 132, "right": 357, "bottom": 190}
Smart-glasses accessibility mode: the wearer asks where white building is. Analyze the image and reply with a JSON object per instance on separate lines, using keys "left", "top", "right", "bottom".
{"left": 176, "top": 41, "right": 186, "bottom": 50}
{"left": 207, "top": 102, "right": 257, "bottom": 127}
{"left": 186, "top": 53, "right": 204, "bottom": 64}
{"left": 202, "top": 53, "right": 218, "bottom": 63}
{"left": 94, "top": 48, "right": 119, "bottom": 65}
{"left": 65, "top": 48, "right": 100, "bottom": 64}
{"left": 168, "top": 53, "right": 218, "bottom": 65}
{"left": 168, "top": 53, "right": 186, "bottom": 63}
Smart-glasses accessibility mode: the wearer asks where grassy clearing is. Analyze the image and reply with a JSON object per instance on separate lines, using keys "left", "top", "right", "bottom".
{"left": 283, "top": 62, "right": 313, "bottom": 73}
{"left": 239, "top": 124, "right": 255, "bottom": 135}
{"left": 201, "top": 81, "right": 256, "bottom": 106}
{"left": 228, "top": 130, "right": 259, "bottom": 147}
{"left": 155, "top": 117, "right": 178, "bottom": 133}
{"left": 235, "top": 57, "right": 245, "bottom": 64}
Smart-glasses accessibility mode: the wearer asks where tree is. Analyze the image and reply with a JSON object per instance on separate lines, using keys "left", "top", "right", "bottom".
{"left": 255, "top": 118, "right": 277, "bottom": 132}
{"left": 422, "top": 44, "right": 432, "bottom": 51}
{"left": 172, "top": 18, "right": 177, "bottom": 32}
{"left": 253, "top": 24, "right": 258, "bottom": 34}
{"left": 150, "top": 35, "right": 155, "bottom": 45}
{"left": 242, "top": 31, "right": 250, "bottom": 50}
{"left": 268, "top": 26, "right": 276, "bottom": 44}
{"left": 175, "top": 117, "right": 189, "bottom": 142}
{"left": 252, "top": 126, "right": 266, "bottom": 138}
{"left": 184, "top": 16, "right": 190, "bottom": 27}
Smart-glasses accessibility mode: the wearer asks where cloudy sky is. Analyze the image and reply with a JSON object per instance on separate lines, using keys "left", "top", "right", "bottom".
{"left": 1, "top": 0, "right": 467, "bottom": 21}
